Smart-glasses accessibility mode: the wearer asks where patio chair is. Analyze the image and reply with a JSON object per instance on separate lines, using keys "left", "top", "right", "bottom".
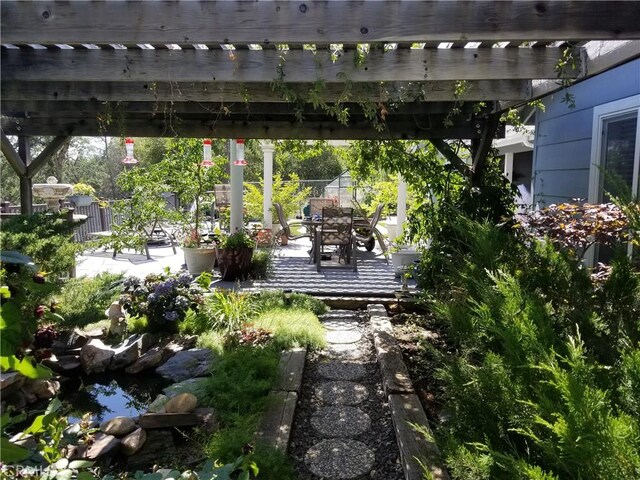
{"left": 315, "top": 206, "right": 357, "bottom": 272}
{"left": 274, "top": 202, "right": 308, "bottom": 245}
{"left": 309, "top": 197, "right": 337, "bottom": 218}
{"left": 355, "top": 203, "right": 388, "bottom": 262}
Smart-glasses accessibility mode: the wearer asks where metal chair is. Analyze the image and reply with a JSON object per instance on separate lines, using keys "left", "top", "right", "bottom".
{"left": 315, "top": 206, "right": 357, "bottom": 272}
{"left": 274, "top": 202, "right": 308, "bottom": 244}
{"left": 355, "top": 203, "right": 388, "bottom": 261}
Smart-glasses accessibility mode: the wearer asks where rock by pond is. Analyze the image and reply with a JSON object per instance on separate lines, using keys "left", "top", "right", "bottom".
{"left": 100, "top": 416, "right": 137, "bottom": 437}
{"left": 164, "top": 393, "right": 198, "bottom": 414}
{"left": 80, "top": 339, "right": 114, "bottom": 374}
{"left": 156, "top": 349, "right": 215, "bottom": 382}
{"left": 122, "top": 427, "right": 147, "bottom": 456}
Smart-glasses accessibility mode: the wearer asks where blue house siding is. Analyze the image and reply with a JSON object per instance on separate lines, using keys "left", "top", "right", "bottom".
{"left": 533, "top": 58, "right": 640, "bottom": 207}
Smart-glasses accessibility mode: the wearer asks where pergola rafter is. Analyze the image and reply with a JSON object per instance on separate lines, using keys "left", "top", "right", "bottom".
{"left": 2, "top": 0, "right": 639, "bottom": 217}
{"left": 1, "top": 0, "right": 639, "bottom": 141}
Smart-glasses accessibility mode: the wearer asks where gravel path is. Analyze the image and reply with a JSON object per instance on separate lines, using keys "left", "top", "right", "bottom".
{"left": 290, "top": 309, "right": 404, "bottom": 480}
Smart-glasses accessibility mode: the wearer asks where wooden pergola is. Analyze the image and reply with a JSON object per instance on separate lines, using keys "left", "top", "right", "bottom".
{"left": 2, "top": 1, "right": 640, "bottom": 214}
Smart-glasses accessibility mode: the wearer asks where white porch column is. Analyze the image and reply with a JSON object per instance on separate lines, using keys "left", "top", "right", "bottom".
{"left": 229, "top": 140, "right": 244, "bottom": 233}
{"left": 261, "top": 142, "right": 275, "bottom": 229}
{"left": 396, "top": 174, "right": 407, "bottom": 239}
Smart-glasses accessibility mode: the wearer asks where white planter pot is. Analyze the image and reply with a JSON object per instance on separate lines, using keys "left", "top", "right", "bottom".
{"left": 68, "top": 194, "right": 93, "bottom": 207}
{"left": 182, "top": 247, "right": 217, "bottom": 275}
{"left": 391, "top": 247, "right": 420, "bottom": 278}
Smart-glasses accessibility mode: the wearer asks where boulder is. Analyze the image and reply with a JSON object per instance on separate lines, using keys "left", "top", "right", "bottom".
{"left": 80, "top": 339, "right": 114, "bottom": 374}
{"left": 138, "top": 333, "right": 157, "bottom": 353}
{"left": 10, "top": 433, "right": 37, "bottom": 449}
{"left": 109, "top": 335, "right": 141, "bottom": 370}
{"left": 125, "top": 339, "right": 183, "bottom": 375}
{"left": 127, "top": 430, "right": 175, "bottom": 471}
{"left": 43, "top": 355, "right": 81, "bottom": 374}
{"left": 21, "top": 388, "right": 38, "bottom": 404}
{"left": 156, "top": 349, "right": 215, "bottom": 382}
{"left": 164, "top": 393, "right": 198, "bottom": 414}
{"left": 100, "top": 416, "right": 137, "bottom": 437}
{"left": 121, "top": 428, "right": 146, "bottom": 456}
{"left": 0, "top": 372, "right": 25, "bottom": 396}
{"left": 147, "top": 394, "right": 169, "bottom": 413}
{"left": 24, "top": 379, "right": 60, "bottom": 400}
{"left": 65, "top": 444, "right": 88, "bottom": 460}
{"left": 163, "top": 377, "right": 208, "bottom": 400}
{"left": 86, "top": 433, "right": 120, "bottom": 460}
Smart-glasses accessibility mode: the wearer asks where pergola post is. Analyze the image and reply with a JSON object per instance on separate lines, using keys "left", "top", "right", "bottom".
{"left": 229, "top": 139, "right": 244, "bottom": 233}
{"left": 17, "top": 136, "right": 33, "bottom": 215}
{"left": 396, "top": 174, "right": 407, "bottom": 240}
{"left": 1, "top": 133, "right": 69, "bottom": 215}
{"left": 261, "top": 142, "right": 275, "bottom": 230}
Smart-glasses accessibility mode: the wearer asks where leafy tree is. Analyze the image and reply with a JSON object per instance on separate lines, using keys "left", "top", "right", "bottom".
{"left": 244, "top": 173, "right": 311, "bottom": 221}
{"left": 275, "top": 140, "right": 345, "bottom": 181}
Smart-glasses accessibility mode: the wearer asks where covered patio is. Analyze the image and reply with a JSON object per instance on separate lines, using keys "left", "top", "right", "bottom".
{"left": 2, "top": 1, "right": 639, "bottom": 295}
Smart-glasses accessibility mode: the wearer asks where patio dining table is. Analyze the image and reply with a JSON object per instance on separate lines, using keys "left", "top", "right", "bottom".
{"left": 301, "top": 216, "right": 378, "bottom": 263}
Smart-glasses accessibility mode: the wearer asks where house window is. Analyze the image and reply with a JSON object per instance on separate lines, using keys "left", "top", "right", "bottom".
{"left": 589, "top": 95, "right": 640, "bottom": 203}
{"left": 588, "top": 95, "right": 640, "bottom": 263}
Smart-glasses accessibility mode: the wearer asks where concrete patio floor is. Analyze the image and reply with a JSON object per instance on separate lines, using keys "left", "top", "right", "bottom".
{"left": 76, "top": 236, "right": 413, "bottom": 297}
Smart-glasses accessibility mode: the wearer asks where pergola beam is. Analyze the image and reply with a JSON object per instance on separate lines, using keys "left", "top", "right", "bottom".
{"left": 2, "top": 1, "right": 638, "bottom": 45}
{"left": 0, "top": 116, "right": 500, "bottom": 140}
{"left": 1, "top": 48, "right": 578, "bottom": 83}
{"left": 1, "top": 100, "right": 489, "bottom": 117}
{"left": 1, "top": 80, "right": 533, "bottom": 103}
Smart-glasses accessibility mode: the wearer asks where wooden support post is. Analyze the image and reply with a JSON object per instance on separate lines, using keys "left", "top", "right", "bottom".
{"left": 17, "top": 136, "right": 33, "bottom": 215}
{"left": 471, "top": 110, "right": 502, "bottom": 187}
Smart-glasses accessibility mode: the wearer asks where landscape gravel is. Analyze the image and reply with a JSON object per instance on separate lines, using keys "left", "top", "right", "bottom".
{"left": 289, "top": 310, "right": 404, "bottom": 480}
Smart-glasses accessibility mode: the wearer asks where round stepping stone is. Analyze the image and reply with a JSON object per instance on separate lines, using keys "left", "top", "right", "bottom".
{"left": 324, "top": 344, "right": 364, "bottom": 360}
{"left": 322, "top": 318, "right": 359, "bottom": 331}
{"left": 311, "top": 406, "right": 371, "bottom": 437}
{"left": 326, "top": 329, "right": 362, "bottom": 344}
{"left": 305, "top": 439, "right": 375, "bottom": 479}
{"left": 318, "top": 360, "right": 367, "bottom": 381}
{"left": 315, "top": 381, "right": 369, "bottom": 405}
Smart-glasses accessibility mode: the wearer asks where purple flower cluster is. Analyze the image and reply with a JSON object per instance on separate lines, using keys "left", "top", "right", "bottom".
{"left": 119, "top": 269, "right": 204, "bottom": 331}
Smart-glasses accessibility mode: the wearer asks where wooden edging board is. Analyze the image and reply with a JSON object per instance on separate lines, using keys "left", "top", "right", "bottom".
{"left": 367, "top": 304, "right": 450, "bottom": 480}
{"left": 255, "top": 347, "right": 306, "bottom": 451}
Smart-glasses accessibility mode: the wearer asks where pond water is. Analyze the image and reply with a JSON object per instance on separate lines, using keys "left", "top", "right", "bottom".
{"left": 59, "top": 371, "right": 170, "bottom": 423}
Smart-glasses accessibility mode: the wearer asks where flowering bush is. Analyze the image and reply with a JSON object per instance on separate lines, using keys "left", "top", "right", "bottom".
{"left": 119, "top": 270, "right": 205, "bottom": 332}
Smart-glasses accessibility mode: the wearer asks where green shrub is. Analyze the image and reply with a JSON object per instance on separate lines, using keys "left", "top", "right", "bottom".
{"left": 51, "top": 273, "right": 123, "bottom": 327}
{"left": 253, "top": 290, "right": 328, "bottom": 316}
{"left": 252, "top": 308, "right": 326, "bottom": 350}
{"left": 517, "top": 335, "right": 640, "bottom": 479}
{"left": 203, "top": 289, "right": 255, "bottom": 334}
{"left": 126, "top": 314, "right": 148, "bottom": 333}
{"left": 202, "top": 346, "right": 280, "bottom": 462}
{"left": 249, "top": 248, "right": 273, "bottom": 280}
{"left": 618, "top": 348, "right": 640, "bottom": 418}
{"left": 0, "top": 211, "right": 83, "bottom": 278}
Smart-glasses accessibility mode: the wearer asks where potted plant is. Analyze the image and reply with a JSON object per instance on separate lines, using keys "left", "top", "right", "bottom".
{"left": 216, "top": 231, "right": 256, "bottom": 281}
{"left": 68, "top": 183, "right": 96, "bottom": 207}
{"left": 162, "top": 139, "right": 226, "bottom": 275}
